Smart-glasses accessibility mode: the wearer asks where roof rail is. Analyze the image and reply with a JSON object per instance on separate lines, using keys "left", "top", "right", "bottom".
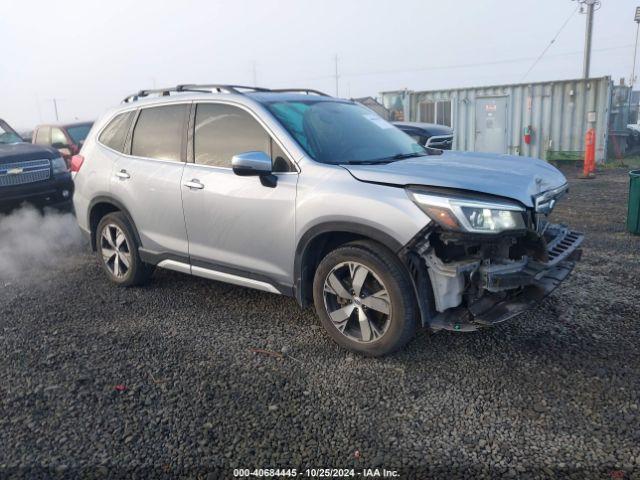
{"left": 269, "top": 88, "right": 331, "bottom": 97}
{"left": 122, "top": 84, "right": 332, "bottom": 103}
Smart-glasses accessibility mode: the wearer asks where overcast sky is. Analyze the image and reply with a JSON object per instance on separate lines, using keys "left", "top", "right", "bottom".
{"left": 1, "top": 0, "right": 636, "bottom": 129}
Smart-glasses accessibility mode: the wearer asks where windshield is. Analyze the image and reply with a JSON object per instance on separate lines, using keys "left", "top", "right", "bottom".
{"left": 66, "top": 124, "right": 93, "bottom": 144}
{"left": 265, "top": 100, "right": 428, "bottom": 164}
{"left": 0, "top": 123, "right": 23, "bottom": 145}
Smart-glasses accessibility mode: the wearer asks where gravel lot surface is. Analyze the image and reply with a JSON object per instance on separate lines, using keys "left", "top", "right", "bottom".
{"left": 1, "top": 168, "right": 639, "bottom": 479}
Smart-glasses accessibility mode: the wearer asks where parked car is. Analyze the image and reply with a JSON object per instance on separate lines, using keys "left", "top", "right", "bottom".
{"left": 393, "top": 121, "right": 454, "bottom": 150}
{"left": 627, "top": 123, "right": 640, "bottom": 149}
{"left": 73, "top": 84, "right": 583, "bottom": 356}
{"left": 33, "top": 121, "right": 93, "bottom": 164}
{"left": 19, "top": 130, "right": 33, "bottom": 143}
{"left": 0, "top": 118, "right": 73, "bottom": 212}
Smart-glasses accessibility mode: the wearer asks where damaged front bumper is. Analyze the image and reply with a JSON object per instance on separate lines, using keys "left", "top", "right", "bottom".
{"left": 403, "top": 223, "right": 584, "bottom": 332}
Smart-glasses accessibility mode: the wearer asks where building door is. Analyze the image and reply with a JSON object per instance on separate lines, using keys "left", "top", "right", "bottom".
{"left": 475, "top": 97, "right": 507, "bottom": 153}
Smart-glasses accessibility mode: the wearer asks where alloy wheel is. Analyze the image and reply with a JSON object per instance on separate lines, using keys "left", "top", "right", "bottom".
{"left": 99, "top": 223, "right": 131, "bottom": 279}
{"left": 322, "top": 261, "right": 391, "bottom": 343}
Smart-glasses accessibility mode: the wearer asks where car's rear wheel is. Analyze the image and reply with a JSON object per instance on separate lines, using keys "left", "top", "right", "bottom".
{"left": 312, "top": 240, "right": 418, "bottom": 356}
{"left": 96, "top": 212, "right": 153, "bottom": 286}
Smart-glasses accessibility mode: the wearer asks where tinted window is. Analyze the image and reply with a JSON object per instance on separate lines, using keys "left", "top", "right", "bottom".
{"left": 194, "top": 103, "right": 270, "bottom": 168}
{"left": 99, "top": 112, "right": 135, "bottom": 153}
{"left": 51, "top": 128, "right": 67, "bottom": 146}
{"left": 131, "top": 105, "right": 187, "bottom": 161}
{"left": 34, "top": 126, "right": 50, "bottom": 145}
{"left": 67, "top": 124, "right": 93, "bottom": 144}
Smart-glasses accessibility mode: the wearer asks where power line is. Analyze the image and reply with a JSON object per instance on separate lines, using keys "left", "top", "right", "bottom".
{"left": 289, "top": 44, "right": 632, "bottom": 83}
{"left": 521, "top": 5, "right": 580, "bottom": 81}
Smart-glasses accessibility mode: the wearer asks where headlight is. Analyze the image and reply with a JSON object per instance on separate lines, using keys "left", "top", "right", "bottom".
{"left": 407, "top": 189, "right": 526, "bottom": 234}
{"left": 51, "top": 157, "right": 68, "bottom": 175}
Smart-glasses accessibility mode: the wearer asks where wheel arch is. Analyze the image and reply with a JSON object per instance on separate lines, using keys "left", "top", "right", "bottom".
{"left": 88, "top": 196, "right": 142, "bottom": 252}
{"left": 294, "top": 222, "right": 404, "bottom": 308}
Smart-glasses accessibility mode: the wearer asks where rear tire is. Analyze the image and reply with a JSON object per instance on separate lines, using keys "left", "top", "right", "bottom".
{"left": 95, "top": 212, "right": 153, "bottom": 287}
{"left": 312, "top": 240, "right": 417, "bottom": 356}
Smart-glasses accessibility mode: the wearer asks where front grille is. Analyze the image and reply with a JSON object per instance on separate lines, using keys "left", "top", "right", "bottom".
{"left": 544, "top": 225, "right": 583, "bottom": 266}
{"left": 0, "top": 159, "right": 51, "bottom": 187}
{"left": 426, "top": 135, "right": 453, "bottom": 150}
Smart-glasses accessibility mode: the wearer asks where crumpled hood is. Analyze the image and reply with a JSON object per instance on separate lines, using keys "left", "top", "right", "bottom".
{"left": 0, "top": 143, "right": 58, "bottom": 164}
{"left": 343, "top": 150, "right": 567, "bottom": 207}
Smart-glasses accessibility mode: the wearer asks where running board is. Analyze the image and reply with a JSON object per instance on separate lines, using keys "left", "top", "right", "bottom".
{"left": 157, "top": 260, "right": 281, "bottom": 294}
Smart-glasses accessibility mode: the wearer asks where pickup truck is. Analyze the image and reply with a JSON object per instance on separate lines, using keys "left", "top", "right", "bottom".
{"left": 0, "top": 118, "right": 73, "bottom": 212}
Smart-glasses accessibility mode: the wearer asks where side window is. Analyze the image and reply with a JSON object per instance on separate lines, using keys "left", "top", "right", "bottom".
{"left": 271, "top": 138, "right": 293, "bottom": 173}
{"left": 99, "top": 111, "right": 135, "bottom": 153}
{"left": 51, "top": 128, "right": 67, "bottom": 147}
{"left": 131, "top": 105, "right": 187, "bottom": 161}
{"left": 34, "top": 126, "right": 50, "bottom": 145}
{"left": 194, "top": 103, "right": 271, "bottom": 168}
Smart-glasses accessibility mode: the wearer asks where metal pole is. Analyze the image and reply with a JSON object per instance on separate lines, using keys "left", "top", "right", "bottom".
{"left": 53, "top": 98, "right": 59, "bottom": 121}
{"left": 631, "top": 21, "right": 639, "bottom": 90}
{"left": 582, "top": 0, "right": 595, "bottom": 78}
{"left": 629, "top": 9, "right": 640, "bottom": 124}
{"left": 334, "top": 55, "right": 339, "bottom": 97}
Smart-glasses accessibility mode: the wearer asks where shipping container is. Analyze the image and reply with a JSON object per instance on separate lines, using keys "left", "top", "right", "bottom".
{"left": 381, "top": 77, "right": 613, "bottom": 163}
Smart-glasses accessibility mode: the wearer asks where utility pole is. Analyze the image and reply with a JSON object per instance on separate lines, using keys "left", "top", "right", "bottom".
{"left": 334, "top": 55, "right": 339, "bottom": 97}
{"left": 52, "top": 98, "right": 59, "bottom": 121}
{"left": 631, "top": 7, "right": 640, "bottom": 90}
{"left": 580, "top": 0, "right": 597, "bottom": 79}
{"left": 629, "top": 7, "right": 640, "bottom": 124}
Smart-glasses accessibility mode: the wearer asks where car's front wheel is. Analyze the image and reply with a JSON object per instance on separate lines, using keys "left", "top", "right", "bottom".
{"left": 312, "top": 240, "right": 418, "bottom": 356}
{"left": 96, "top": 212, "right": 153, "bottom": 286}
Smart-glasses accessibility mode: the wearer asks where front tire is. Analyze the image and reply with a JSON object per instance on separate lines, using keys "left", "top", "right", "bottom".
{"left": 96, "top": 212, "right": 153, "bottom": 287}
{"left": 312, "top": 240, "right": 418, "bottom": 356}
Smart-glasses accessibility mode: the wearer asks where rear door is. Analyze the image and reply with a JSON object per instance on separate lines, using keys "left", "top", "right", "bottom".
{"left": 110, "top": 103, "right": 190, "bottom": 259}
{"left": 181, "top": 102, "right": 298, "bottom": 288}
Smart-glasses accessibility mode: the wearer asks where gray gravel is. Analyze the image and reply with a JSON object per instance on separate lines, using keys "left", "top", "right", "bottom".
{"left": 1, "top": 168, "right": 639, "bottom": 479}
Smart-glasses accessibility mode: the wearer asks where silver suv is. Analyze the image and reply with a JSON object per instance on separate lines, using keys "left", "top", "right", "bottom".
{"left": 73, "top": 84, "right": 583, "bottom": 356}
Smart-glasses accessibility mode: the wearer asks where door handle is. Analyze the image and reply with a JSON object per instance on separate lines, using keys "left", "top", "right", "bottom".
{"left": 184, "top": 179, "right": 204, "bottom": 190}
{"left": 115, "top": 169, "right": 130, "bottom": 179}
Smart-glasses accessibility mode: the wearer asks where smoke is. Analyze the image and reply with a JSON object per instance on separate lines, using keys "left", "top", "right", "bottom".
{"left": 0, "top": 205, "right": 87, "bottom": 282}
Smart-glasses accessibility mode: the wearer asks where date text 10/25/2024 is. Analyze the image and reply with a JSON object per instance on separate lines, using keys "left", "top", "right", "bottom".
{"left": 233, "top": 468, "right": 400, "bottom": 478}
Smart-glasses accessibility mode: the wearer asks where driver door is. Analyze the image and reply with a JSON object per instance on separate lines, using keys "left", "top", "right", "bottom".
{"left": 181, "top": 102, "right": 298, "bottom": 289}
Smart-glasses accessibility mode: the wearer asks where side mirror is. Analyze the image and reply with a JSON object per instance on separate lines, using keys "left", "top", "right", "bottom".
{"left": 52, "top": 142, "right": 69, "bottom": 150}
{"left": 231, "top": 151, "right": 272, "bottom": 176}
{"left": 232, "top": 151, "right": 278, "bottom": 187}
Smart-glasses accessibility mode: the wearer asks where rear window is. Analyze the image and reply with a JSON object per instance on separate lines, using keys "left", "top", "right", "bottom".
{"left": 99, "top": 112, "right": 135, "bottom": 153}
{"left": 131, "top": 105, "right": 187, "bottom": 162}
{"left": 67, "top": 124, "right": 93, "bottom": 144}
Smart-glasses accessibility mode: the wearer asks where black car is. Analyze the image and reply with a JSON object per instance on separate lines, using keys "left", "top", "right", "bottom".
{"left": 393, "top": 122, "right": 454, "bottom": 150}
{"left": 0, "top": 118, "right": 74, "bottom": 212}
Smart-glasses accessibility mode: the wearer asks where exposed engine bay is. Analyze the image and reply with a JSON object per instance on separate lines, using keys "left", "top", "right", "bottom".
{"left": 403, "top": 216, "right": 584, "bottom": 332}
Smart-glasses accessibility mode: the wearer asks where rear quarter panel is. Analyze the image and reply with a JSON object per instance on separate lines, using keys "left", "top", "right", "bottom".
{"left": 72, "top": 137, "right": 118, "bottom": 233}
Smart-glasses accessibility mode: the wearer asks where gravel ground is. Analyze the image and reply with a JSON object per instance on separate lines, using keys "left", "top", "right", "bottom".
{"left": 1, "top": 168, "right": 639, "bottom": 479}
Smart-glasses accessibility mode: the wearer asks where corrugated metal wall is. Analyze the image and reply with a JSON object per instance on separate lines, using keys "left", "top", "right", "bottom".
{"left": 382, "top": 77, "right": 612, "bottom": 163}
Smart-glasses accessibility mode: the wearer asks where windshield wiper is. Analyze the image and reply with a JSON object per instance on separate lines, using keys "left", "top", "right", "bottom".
{"left": 388, "top": 152, "right": 429, "bottom": 160}
{"left": 339, "top": 152, "right": 429, "bottom": 166}
{"left": 341, "top": 160, "right": 394, "bottom": 165}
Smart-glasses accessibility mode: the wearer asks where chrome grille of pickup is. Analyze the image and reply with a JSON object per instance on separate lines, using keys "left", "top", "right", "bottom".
{"left": 0, "top": 159, "right": 51, "bottom": 187}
